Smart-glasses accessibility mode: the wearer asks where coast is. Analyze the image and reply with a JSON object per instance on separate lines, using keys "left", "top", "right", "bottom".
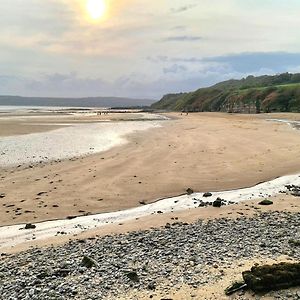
{"left": 1, "top": 112, "right": 300, "bottom": 227}
{"left": 0, "top": 111, "right": 300, "bottom": 299}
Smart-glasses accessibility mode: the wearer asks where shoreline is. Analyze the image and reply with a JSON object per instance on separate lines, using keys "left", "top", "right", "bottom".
{"left": 1, "top": 112, "right": 300, "bottom": 228}
{"left": 0, "top": 111, "right": 300, "bottom": 299}
{"left": 0, "top": 173, "right": 299, "bottom": 251}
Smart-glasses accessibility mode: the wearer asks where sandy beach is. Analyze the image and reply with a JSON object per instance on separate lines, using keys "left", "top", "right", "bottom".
{"left": 1, "top": 111, "right": 300, "bottom": 300}
{"left": 1, "top": 112, "right": 300, "bottom": 227}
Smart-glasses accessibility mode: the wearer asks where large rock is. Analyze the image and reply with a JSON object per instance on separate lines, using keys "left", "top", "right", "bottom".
{"left": 24, "top": 223, "right": 36, "bottom": 229}
{"left": 213, "top": 198, "right": 223, "bottom": 207}
{"left": 203, "top": 192, "right": 212, "bottom": 197}
{"left": 81, "top": 256, "right": 98, "bottom": 268}
{"left": 242, "top": 262, "right": 300, "bottom": 292}
{"left": 258, "top": 199, "right": 273, "bottom": 206}
{"left": 186, "top": 188, "right": 194, "bottom": 195}
{"left": 125, "top": 271, "right": 139, "bottom": 282}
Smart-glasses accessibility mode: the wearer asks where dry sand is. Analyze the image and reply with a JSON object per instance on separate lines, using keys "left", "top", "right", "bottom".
{"left": 1, "top": 112, "right": 300, "bottom": 227}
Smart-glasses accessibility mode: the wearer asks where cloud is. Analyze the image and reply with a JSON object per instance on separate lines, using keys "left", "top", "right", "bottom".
{"left": 163, "top": 64, "right": 187, "bottom": 74}
{"left": 203, "top": 52, "right": 300, "bottom": 73}
{"left": 2, "top": 51, "right": 300, "bottom": 99}
{"left": 162, "top": 35, "right": 203, "bottom": 42}
{"left": 171, "top": 4, "right": 198, "bottom": 13}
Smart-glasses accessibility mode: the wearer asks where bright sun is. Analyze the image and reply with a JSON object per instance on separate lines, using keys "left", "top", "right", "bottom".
{"left": 86, "top": 0, "right": 106, "bottom": 20}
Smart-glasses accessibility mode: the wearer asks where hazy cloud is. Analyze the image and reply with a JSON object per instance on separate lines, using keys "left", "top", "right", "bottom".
{"left": 204, "top": 52, "right": 300, "bottom": 73}
{"left": 1, "top": 1, "right": 300, "bottom": 99}
{"left": 163, "top": 35, "right": 203, "bottom": 42}
{"left": 171, "top": 4, "right": 198, "bottom": 13}
{"left": 163, "top": 64, "right": 187, "bottom": 74}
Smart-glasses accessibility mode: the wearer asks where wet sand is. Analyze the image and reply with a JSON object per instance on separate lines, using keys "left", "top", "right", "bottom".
{"left": 1, "top": 112, "right": 300, "bottom": 227}
{"left": 0, "top": 111, "right": 159, "bottom": 137}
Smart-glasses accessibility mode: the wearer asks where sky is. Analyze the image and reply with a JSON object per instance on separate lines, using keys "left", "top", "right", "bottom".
{"left": 1, "top": 0, "right": 300, "bottom": 99}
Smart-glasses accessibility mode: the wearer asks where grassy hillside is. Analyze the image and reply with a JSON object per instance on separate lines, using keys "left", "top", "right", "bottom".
{"left": 152, "top": 73, "right": 300, "bottom": 113}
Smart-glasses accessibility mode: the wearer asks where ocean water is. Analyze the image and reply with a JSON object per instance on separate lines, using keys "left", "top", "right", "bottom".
{"left": 0, "top": 105, "right": 102, "bottom": 113}
{"left": 0, "top": 121, "right": 161, "bottom": 167}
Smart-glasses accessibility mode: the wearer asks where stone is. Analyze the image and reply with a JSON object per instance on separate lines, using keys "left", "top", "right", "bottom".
{"left": 24, "top": 223, "right": 36, "bottom": 229}
{"left": 291, "top": 191, "right": 300, "bottom": 197}
{"left": 203, "top": 192, "right": 212, "bottom": 197}
{"left": 288, "top": 239, "right": 300, "bottom": 247}
{"left": 213, "top": 198, "right": 222, "bottom": 208}
{"left": 81, "top": 256, "right": 98, "bottom": 268}
{"left": 37, "top": 192, "right": 47, "bottom": 196}
{"left": 258, "top": 199, "right": 273, "bottom": 206}
{"left": 186, "top": 188, "right": 194, "bottom": 195}
{"left": 225, "top": 281, "right": 247, "bottom": 295}
{"left": 147, "top": 282, "right": 156, "bottom": 290}
{"left": 125, "top": 271, "right": 139, "bottom": 282}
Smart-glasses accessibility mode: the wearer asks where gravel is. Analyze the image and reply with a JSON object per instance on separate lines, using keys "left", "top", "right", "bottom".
{"left": 0, "top": 211, "right": 299, "bottom": 299}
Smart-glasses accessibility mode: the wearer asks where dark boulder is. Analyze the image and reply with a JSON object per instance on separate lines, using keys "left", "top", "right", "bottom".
{"left": 186, "top": 188, "right": 194, "bottom": 195}
{"left": 242, "top": 262, "right": 300, "bottom": 293}
{"left": 203, "top": 192, "right": 212, "bottom": 197}
{"left": 81, "top": 256, "right": 98, "bottom": 268}
{"left": 213, "top": 198, "right": 223, "bottom": 207}
{"left": 125, "top": 271, "right": 139, "bottom": 282}
{"left": 258, "top": 199, "right": 273, "bottom": 206}
{"left": 24, "top": 223, "right": 36, "bottom": 229}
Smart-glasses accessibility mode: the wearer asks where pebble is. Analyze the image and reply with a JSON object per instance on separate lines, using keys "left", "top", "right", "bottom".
{"left": 0, "top": 211, "right": 299, "bottom": 299}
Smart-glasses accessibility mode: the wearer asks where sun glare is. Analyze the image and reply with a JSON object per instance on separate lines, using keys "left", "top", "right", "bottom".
{"left": 86, "top": 0, "right": 106, "bottom": 20}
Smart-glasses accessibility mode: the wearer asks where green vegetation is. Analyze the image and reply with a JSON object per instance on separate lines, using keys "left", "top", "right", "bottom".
{"left": 151, "top": 72, "right": 300, "bottom": 113}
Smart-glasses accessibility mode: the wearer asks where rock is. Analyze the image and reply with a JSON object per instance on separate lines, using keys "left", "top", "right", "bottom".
{"left": 288, "top": 239, "right": 300, "bottom": 247}
{"left": 37, "top": 192, "right": 47, "bottom": 196}
{"left": 225, "top": 281, "right": 247, "bottom": 295}
{"left": 242, "top": 262, "right": 300, "bottom": 293}
{"left": 203, "top": 192, "right": 212, "bottom": 197}
{"left": 291, "top": 191, "right": 300, "bottom": 197}
{"left": 81, "top": 256, "right": 98, "bottom": 268}
{"left": 0, "top": 211, "right": 299, "bottom": 299}
{"left": 0, "top": 193, "right": 5, "bottom": 198}
{"left": 139, "top": 200, "right": 146, "bottom": 205}
{"left": 147, "top": 282, "right": 156, "bottom": 290}
{"left": 186, "top": 188, "right": 194, "bottom": 195}
{"left": 66, "top": 216, "right": 77, "bottom": 220}
{"left": 258, "top": 199, "right": 273, "bottom": 205}
{"left": 125, "top": 271, "right": 139, "bottom": 282}
{"left": 36, "top": 272, "right": 49, "bottom": 279}
{"left": 213, "top": 198, "right": 222, "bottom": 208}
{"left": 24, "top": 223, "right": 36, "bottom": 229}
{"left": 53, "top": 268, "right": 71, "bottom": 278}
